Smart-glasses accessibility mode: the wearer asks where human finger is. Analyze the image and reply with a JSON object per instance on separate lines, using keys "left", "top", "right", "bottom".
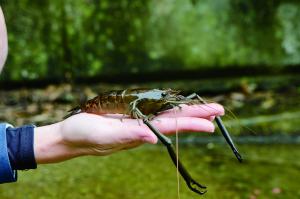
{"left": 156, "top": 103, "right": 224, "bottom": 119}
{"left": 118, "top": 116, "right": 215, "bottom": 145}
{"left": 102, "top": 113, "right": 131, "bottom": 119}
{"left": 150, "top": 117, "right": 215, "bottom": 135}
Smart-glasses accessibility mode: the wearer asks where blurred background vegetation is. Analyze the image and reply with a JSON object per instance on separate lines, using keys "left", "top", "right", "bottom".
{"left": 1, "top": 0, "right": 300, "bottom": 80}
{"left": 0, "top": 0, "right": 300, "bottom": 198}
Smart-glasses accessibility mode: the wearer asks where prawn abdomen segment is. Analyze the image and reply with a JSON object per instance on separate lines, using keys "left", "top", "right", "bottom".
{"left": 81, "top": 89, "right": 171, "bottom": 116}
{"left": 82, "top": 92, "right": 136, "bottom": 115}
{"left": 66, "top": 89, "right": 198, "bottom": 118}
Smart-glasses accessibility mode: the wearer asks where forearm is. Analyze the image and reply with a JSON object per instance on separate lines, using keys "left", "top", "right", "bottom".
{"left": 34, "top": 122, "right": 85, "bottom": 164}
{"left": 0, "top": 7, "right": 8, "bottom": 72}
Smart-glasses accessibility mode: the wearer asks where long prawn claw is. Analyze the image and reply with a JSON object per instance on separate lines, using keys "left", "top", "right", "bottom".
{"left": 141, "top": 115, "right": 207, "bottom": 195}
{"left": 186, "top": 93, "right": 243, "bottom": 162}
{"left": 215, "top": 116, "right": 243, "bottom": 162}
{"left": 186, "top": 178, "right": 207, "bottom": 195}
{"left": 165, "top": 143, "right": 207, "bottom": 195}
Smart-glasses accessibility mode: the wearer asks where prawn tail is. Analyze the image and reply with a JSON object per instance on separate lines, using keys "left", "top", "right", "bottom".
{"left": 63, "top": 106, "right": 82, "bottom": 119}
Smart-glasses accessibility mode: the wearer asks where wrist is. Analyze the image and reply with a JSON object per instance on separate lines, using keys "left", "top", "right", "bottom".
{"left": 34, "top": 122, "right": 84, "bottom": 164}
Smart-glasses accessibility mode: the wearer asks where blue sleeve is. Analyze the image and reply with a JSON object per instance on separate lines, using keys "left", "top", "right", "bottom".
{"left": 6, "top": 125, "right": 37, "bottom": 170}
{"left": 0, "top": 123, "right": 17, "bottom": 183}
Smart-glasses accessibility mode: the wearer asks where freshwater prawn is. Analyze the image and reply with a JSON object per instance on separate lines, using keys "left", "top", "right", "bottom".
{"left": 65, "top": 88, "right": 242, "bottom": 195}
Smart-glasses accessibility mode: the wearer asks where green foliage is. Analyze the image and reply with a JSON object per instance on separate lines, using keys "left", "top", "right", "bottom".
{"left": 147, "top": 0, "right": 300, "bottom": 67}
{"left": 1, "top": 0, "right": 149, "bottom": 80}
{"left": 277, "top": 3, "right": 300, "bottom": 64}
{"left": 1, "top": 0, "right": 300, "bottom": 81}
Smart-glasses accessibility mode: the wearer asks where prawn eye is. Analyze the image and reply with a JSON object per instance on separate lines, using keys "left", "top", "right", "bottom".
{"left": 161, "top": 93, "right": 167, "bottom": 97}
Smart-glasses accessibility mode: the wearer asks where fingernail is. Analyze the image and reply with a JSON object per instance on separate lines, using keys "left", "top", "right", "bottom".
{"left": 142, "top": 136, "right": 157, "bottom": 144}
{"left": 209, "top": 124, "right": 215, "bottom": 133}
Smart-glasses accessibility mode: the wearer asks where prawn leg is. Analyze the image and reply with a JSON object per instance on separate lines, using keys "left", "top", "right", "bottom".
{"left": 186, "top": 93, "right": 243, "bottom": 162}
{"left": 133, "top": 108, "right": 207, "bottom": 195}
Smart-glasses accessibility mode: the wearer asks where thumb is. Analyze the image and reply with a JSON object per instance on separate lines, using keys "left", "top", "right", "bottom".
{"left": 131, "top": 126, "right": 158, "bottom": 144}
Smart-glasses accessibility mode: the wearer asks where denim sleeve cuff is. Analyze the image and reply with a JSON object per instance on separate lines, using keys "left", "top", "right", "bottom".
{"left": 6, "top": 124, "right": 37, "bottom": 170}
{"left": 0, "top": 123, "right": 17, "bottom": 183}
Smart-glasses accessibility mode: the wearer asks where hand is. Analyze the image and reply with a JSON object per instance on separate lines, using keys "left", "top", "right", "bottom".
{"left": 34, "top": 103, "right": 224, "bottom": 164}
